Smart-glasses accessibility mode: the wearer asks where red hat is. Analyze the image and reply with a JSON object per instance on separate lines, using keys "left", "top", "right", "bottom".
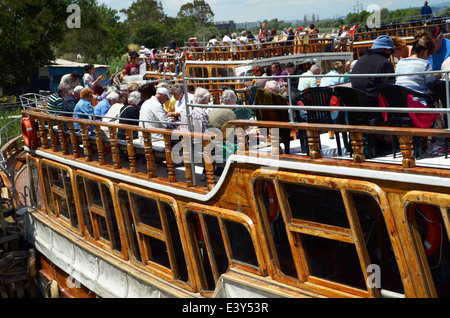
{"left": 297, "top": 27, "right": 303, "bottom": 31}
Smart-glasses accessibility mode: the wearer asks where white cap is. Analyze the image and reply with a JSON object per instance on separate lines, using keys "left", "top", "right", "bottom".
{"left": 74, "top": 85, "right": 84, "bottom": 94}
{"left": 156, "top": 87, "right": 170, "bottom": 99}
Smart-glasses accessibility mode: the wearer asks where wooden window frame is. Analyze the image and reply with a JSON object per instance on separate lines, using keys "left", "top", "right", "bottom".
{"left": 250, "top": 169, "right": 409, "bottom": 298}
{"left": 74, "top": 170, "right": 126, "bottom": 259}
{"left": 403, "top": 191, "right": 450, "bottom": 298}
{"left": 40, "top": 159, "right": 81, "bottom": 234}
{"left": 116, "top": 183, "right": 194, "bottom": 292}
{"left": 183, "top": 202, "right": 266, "bottom": 296}
{"left": 27, "top": 155, "right": 46, "bottom": 212}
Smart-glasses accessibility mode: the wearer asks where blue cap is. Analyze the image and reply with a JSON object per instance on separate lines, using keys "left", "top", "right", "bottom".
{"left": 371, "top": 35, "right": 396, "bottom": 52}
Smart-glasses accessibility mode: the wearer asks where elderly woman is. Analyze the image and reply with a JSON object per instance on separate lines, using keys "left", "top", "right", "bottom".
{"left": 73, "top": 88, "right": 95, "bottom": 131}
{"left": 188, "top": 87, "right": 211, "bottom": 133}
{"left": 208, "top": 90, "right": 237, "bottom": 131}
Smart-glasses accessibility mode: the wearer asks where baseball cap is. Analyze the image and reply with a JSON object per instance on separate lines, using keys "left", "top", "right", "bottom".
{"left": 297, "top": 27, "right": 303, "bottom": 31}
{"left": 371, "top": 35, "right": 396, "bottom": 52}
{"left": 156, "top": 87, "right": 171, "bottom": 99}
{"left": 73, "top": 85, "right": 83, "bottom": 94}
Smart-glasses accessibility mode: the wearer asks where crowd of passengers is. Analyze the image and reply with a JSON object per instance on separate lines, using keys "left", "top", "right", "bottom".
{"left": 45, "top": 25, "right": 450, "bottom": 158}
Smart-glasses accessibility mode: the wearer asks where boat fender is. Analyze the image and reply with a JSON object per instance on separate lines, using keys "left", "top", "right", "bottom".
{"left": 265, "top": 181, "right": 280, "bottom": 223}
{"left": 418, "top": 204, "right": 442, "bottom": 257}
{"left": 21, "top": 117, "right": 39, "bottom": 149}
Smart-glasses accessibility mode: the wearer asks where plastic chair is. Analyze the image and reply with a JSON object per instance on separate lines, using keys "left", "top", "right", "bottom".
{"left": 377, "top": 83, "right": 439, "bottom": 159}
{"left": 334, "top": 86, "right": 386, "bottom": 158}
{"left": 295, "top": 87, "right": 348, "bottom": 157}
{"left": 427, "top": 80, "right": 449, "bottom": 158}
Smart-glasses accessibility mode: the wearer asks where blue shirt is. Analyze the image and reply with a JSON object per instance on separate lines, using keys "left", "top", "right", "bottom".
{"left": 428, "top": 38, "right": 450, "bottom": 71}
{"left": 320, "top": 70, "right": 344, "bottom": 87}
{"left": 73, "top": 98, "right": 95, "bottom": 131}
{"left": 94, "top": 99, "right": 111, "bottom": 117}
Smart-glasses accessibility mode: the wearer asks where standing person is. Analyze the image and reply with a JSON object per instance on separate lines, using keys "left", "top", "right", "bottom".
{"left": 83, "top": 64, "right": 103, "bottom": 89}
{"left": 122, "top": 51, "right": 141, "bottom": 78}
{"left": 60, "top": 71, "right": 81, "bottom": 92}
{"left": 258, "top": 22, "right": 268, "bottom": 40}
{"left": 47, "top": 84, "right": 69, "bottom": 113}
{"left": 350, "top": 35, "right": 395, "bottom": 98}
{"left": 426, "top": 26, "right": 450, "bottom": 71}
{"left": 168, "top": 38, "right": 177, "bottom": 51}
{"left": 421, "top": 1, "right": 432, "bottom": 20}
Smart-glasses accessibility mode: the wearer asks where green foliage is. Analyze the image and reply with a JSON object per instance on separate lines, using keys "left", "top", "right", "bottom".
{"left": 177, "top": 0, "right": 214, "bottom": 25}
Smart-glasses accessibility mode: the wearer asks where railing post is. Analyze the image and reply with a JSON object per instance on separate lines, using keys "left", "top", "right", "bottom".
{"left": 307, "top": 130, "right": 322, "bottom": 159}
{"left": 350, "top": 132, "right": 365, "bottom": 163}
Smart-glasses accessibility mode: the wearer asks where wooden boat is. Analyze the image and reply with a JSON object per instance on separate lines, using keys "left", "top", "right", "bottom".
{"left": 2, "top": 32, "right": 450, "bottom": 299}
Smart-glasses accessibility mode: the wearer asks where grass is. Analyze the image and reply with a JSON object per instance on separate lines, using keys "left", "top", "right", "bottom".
{"left": 0, "top": 105, "right": 23, "bottom": 148}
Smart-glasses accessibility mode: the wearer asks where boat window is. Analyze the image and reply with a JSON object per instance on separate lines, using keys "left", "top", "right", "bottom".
{"left": 41, "top": 163, "right": 78, "bottom": 230}
{"left": 118, "top": 188, "right": 189, "bottom": 284}
{"left": 255, "top": 177, "right": 404, "bottom": 297}
{"left": 404, "top": 194, "right": 450, "bottom": 298}
{"left": 185, "top": 205, "right": 262, "bottom": 295}
{"left": 76, "top": 174, "right": 122, "bottom": 254}
{"left": 27, "top": 157, "right": 45, "bottom": 211}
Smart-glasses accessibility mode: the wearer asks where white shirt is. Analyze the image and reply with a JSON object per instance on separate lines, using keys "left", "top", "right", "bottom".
{"left": 222, "top": 35, "right": 231, "bottom": 45}
{"left": 139, "top": 96, "right": 169, "bottom": 141}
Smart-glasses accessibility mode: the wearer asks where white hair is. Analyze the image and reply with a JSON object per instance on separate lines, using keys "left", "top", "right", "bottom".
{"left": 106, "top": 92, "right": 119, "bottom": 102}
{"left": 310, "top": 64, "right": 322, "bottom": 74}
{"left": 193, "top": 87, "right": 211, "bottom": 104}
{"left": 264, "top": 80, "right": 281, "bottom": 94}
{"left": 128, "top": 91, "right": 141, "bottom": 105}
{"left": 222, "top": 90, "right": 237, "bottom": 105}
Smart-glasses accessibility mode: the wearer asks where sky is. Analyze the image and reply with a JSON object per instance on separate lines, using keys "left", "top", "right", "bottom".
{"left": 100, "top": 0, "right": 443, "bottom": 23}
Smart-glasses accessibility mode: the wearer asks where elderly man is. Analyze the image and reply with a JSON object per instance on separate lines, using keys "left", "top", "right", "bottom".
{"left": 47, "top": 84, "right": 70, "bottom": 113}
{"left": 168, "top": 84, "right": 195, "bottom": 121}
{"left": 60, "top": 71, "right": 81, "bottom": 92}
{"left": 94, "top": 91, "right": 120, "bottom": 117}
{"left": 264, "top": 80, "right": 281, "bottom": 94}
{"left": 63, "top": 85, "right": 83, "bottom": 115}
{"left": 426, "top": 26, "right": 450, "bottom": 71}
{"left": 285, "top": 62, "right": 303, "bottom": 94}
{"left": 271, "top": 62, "right": 288, "bottom": 83}
{"left": 298, "top": 64, "right": 321, "bottom": 91}
{"left": 139, "top": 87, "right": 172, "bottom": 141}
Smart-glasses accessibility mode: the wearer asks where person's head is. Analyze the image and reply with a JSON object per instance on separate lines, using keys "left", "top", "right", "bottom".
{"left": 264, "top": 80, "right": 281, "bottom": 94}
{"left": 411, "top": 31, "right": 435, "bottom": 59}
{"left": 286, "top": 62, "right": 296, "bottom": 75}
{"left": 310, "top": 24, "right": 315, "bottom": 30}
{"left": 139, "top": 83, "right": 156, "bottom": 100}
{"left": 332, "top": 61, "right": 344, "bottom": 74}
{"left": 371, "top": 35, "right": 395, "bottom": 55}
{"left": 271, "top": 28, "right": 277, "bottom": 35}
{"left": 70, "top": 71, "right": 80, "bottom": 81}
{"left": 93, "top": 85, "right": 104, "bottom": 96}
{"left": 342, "top": 25, "right": 349, "bottom": 31}
{"left": 310, "top": 64, "right": 322, "bottom": 75}
{"left": 426, "top": 26, "right": 444, "bottom": 52}
{"left": 106, "top": 92, "right": 119, "bottom": 104}
{"left": 424, "top": 1, "right": 428, "bottom": 5}
{"left": 252, "top": 65, "right": 262, "bottom": 76}
{"left": 169, "top": 84, "right": 185, "bottom": 101}
{"left": 156, "top": 87, "right": 171, "bottom": 104}
{"left": 287, "top": 27, "right": 293, "bottom": 34}
{"left": 391, "top": 36, "right": 408, "bottom": 58}
{"left": 222, "top": 90, "right": 237, "bottom": 105}
{"left": 261, "top": 22, "right": 267, "bottom": 29}
{"left": 127, "top": 82, "right": 140, "bottom": 93}
{"left": 57, "top": 83, "right": 70, "bottom": 98}
{"left": 271, "top": 62, "right": 282, "bottom": 74}
{"left": 80, "top": 88, "right": 94, "bottom": 100}
{"left": 241, "top": 30, "right": 247, "bottom": 37}
{"left": 129, "top": 51, "right": 140, "bottom": 65}
{"left": 84, "top": 64, "right": 95, "bottom": 75}
{"left": 128, "top": 91, "right": 141, "bottom": 106}
{"left": 73, "top": 85, "right": 84, "bottom": 99}
{"left": 193, "top": 87, "right": 211, "bottom": 105}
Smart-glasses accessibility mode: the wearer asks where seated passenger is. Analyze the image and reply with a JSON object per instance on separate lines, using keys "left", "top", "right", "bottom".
{"left": 395, "top": 31, "right": 436, "bottom": 106}
{"left": 139, "top": 87, "right": 172, "bottom": 143}
{"left": 62, "top": 85, "right": 83, "bottom": 116}
{"left": 47, "top": 84, "right": 69, "bottom": 114}
{"left": 188, "top": 87, "right": 211, "bottom": 133}
{"left": 320, "top": 61, "right": 345, "bottom": 87}
{"left": 118, "top": 91, "right": 141, "bottom": 140}
{"left": 298, "top": 64, "right": 321, "bottom": 92}
{"left": 94, "top": 91, "right": 119, "bottom": 117}
{"left": 208, "top": 90, "right": 237, "bottom": 131}
{"left": 73, "top": 88, "right": 95, "bottom": 131}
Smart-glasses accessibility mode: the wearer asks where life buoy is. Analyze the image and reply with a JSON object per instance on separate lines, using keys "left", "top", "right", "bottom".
{"left": 21, "top": 117, "right": 38, "bottom": 149}
{"left": 417, "top": 204, "right": 442, "bottom": 257}
{"left": 264, "top": 181, "right": 280, "bottom": 223}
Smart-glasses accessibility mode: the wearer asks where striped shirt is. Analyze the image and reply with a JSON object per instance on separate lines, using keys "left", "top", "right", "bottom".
{"left": 395, "top": 58, "right": 434, "bottom": 97}
{"left": 46, "top": 92, "right": 64, "bottom": 113}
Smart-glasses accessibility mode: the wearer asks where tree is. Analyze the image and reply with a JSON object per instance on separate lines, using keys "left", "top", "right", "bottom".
{"left": 121, "top": 0, "right": 166, "bottom": 24}
{"left": 177, "top": 0, "right": 214, "bottom": 25}
{"left": 0, "top": 0, "right": 71, "bottom": 95}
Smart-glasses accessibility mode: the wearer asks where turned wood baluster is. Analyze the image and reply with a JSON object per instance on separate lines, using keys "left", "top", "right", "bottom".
{"left": 307, "top": 130, "right": 321, "bottom": 159}
{"left": 80, "top": 123, "right": 92, "bottom": 162}
{"left": 398, "top": 135, "right": 416, "bottom": 168}
{"left": 38, "top": 119, "right": 49, "bottom": 149}
{"left": 95, "top": 125, "right": 106, "bottom": 166}
{"left": 203, "top": 138, "right": 215, "bottom": 191}
{"left": 236, "top": 125, "right": 247, "bottom": 154}
{"left": 48, "top": 123, "right": 59, "bottom": 153}
{"left": 182, "top": 135, "right": 193, "bottom": 187}
{"left": 125, "top": 130, "right": 137, "bottom": 174}
{"left": 68, "top": 122, "right": 81, "bottom": 158}
{"left": 164, "top": 134, "right": 176, "bottom": 183}
{"left": 143, "top": 131, "right": 157, "bottom": 178}
{"left": 350, "top": 132, "right": 365, "bottom": 163}
{"left": 57, "top": 121, "right": 69, "bottom": 155}
{"left": 270, "top": 127, "right": 280, "bottom": 158}
{"left": 108, "top": 127, "right": 122, "bottom": 170}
